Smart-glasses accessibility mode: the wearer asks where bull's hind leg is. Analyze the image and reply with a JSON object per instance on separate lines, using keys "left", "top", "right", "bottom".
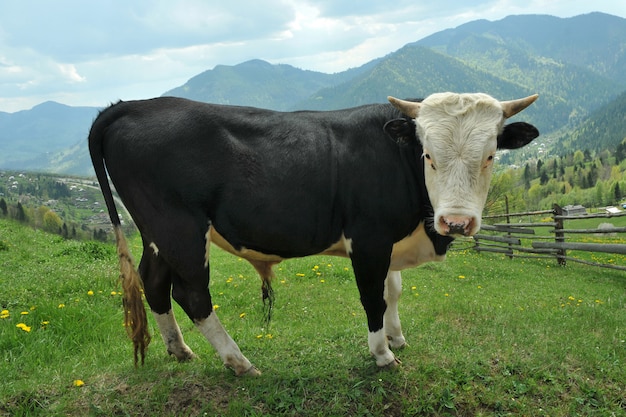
{"left": 384, "top": 270, "right": 406, "bottom": 349}
{"left": 155, "top": 218, "right": 258, "bottom": 376}
{"left": 139, "top": 245, "right": 196, "bottom": 361}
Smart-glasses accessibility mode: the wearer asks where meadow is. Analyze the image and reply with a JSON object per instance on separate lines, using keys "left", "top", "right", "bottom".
{"left": 1, "top": 217, "right": 625, "bottom": 416}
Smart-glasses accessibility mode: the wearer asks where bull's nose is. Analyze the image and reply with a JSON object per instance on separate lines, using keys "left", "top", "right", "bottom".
{"left": 439, "top": 216, "right": 475, "bottom": 236}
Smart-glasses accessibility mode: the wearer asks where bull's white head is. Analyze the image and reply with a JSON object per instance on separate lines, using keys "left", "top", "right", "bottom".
{"left": 388, "top": 92, "right": 539, "bottom": 237}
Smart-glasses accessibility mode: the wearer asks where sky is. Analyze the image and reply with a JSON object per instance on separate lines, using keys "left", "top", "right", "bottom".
{"left": 1, "top": 0, "right": 625, "bottom": 113}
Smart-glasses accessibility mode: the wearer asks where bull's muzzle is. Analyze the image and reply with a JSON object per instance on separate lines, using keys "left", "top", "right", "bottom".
{"left": 438, "top": 215, "right": 476, "bottom": 237}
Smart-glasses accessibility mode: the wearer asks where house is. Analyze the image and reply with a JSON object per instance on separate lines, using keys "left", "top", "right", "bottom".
{"left": 562, "top": 205, "right": 587, "bottom": 216}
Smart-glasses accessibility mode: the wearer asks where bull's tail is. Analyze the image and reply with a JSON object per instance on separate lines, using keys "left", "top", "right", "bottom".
{"left": 88, "top": 108, "right": 151, "bottom": 366}
{"left": 114, "top": 226, "right": 151, "bottom": 366}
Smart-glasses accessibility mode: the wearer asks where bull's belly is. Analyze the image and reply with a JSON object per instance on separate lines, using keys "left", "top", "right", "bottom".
{"left": 208, "top": 222, "right": 444, "bottom": 271}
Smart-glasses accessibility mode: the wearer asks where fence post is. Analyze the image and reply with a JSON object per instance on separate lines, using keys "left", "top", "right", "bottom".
{"left": 553, "top": 203, "right": 566, "bottom": 266}
{"left": 505, "top": 195, "right": 513, "bottom": 259}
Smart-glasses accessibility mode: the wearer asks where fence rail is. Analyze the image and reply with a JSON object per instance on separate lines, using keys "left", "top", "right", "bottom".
{"left": 472, "top": 198, "right": 626, "bottom": 271}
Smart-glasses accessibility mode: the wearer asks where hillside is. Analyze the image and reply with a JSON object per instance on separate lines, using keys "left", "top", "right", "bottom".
{"left": 557, "top": 90, "right": 626, "bottom": 154}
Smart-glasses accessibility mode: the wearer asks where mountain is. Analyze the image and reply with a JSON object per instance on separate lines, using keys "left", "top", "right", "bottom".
{"left": 2, "top": 12, "right": 626, "bottom": 175}
{"left": 0, "top": 101, "right": 98, "bottom": 173}
{"left": 162, "top": 58, "right": 379, "bottom": 111}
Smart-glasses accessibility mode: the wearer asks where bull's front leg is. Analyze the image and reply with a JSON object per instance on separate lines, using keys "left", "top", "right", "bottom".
{"left": 351, "top": 243, "right": 400, "bottom": 368}
{"left": 384, "top": 270, "right": 406, "bottom": 349}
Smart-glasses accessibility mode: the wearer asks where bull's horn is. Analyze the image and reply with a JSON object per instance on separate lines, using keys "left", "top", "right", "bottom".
{"left": 501, "top": 94, "right": 539, "bottom": 118}
{"left": 388, "top": 96, "right": 420, "bottom": 118}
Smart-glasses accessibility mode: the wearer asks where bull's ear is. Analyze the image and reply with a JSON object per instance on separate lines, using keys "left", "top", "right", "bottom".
{"left": 497, "top": 122, "right": 539, "bottom": 150}
{"left": 383, "top": 118, "right": 417, "bottom": 146}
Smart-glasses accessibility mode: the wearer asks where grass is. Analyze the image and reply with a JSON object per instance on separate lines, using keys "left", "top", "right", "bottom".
{"left": 1, "top": 217, "right": 625, "bottom": 416}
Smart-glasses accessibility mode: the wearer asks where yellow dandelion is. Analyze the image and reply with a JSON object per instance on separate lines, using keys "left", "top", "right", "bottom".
{"left": 458, "top": 275, "right": 465, "bottom": 279}
{"left": 239, "top": 312, "right": 246, "bottom": 318}
{"left": 444, "top": 293, "right": 450, "bottom": 297}
{"left": 16, "top": 323, "right": 31, "bottom": 332}
{"left": 296, "top": 273, "right": 305, "bottom": 277}
{"left": 0, "top": 310, "right": 9, "bottom": 319}
{"left": 320, "top": 279, "right": 325, "bottom": 283}
{"left": 411, "top": 286, "right": 417, "bottom": 290}
{"left": 312, "top": 265, "right": 319, "bottom": 271}
{"left": 265, "top": 334, "right": 273, "bottom": 339}
{"left": 256, "top": 334, "right": 263, "bottom": 339}
{"left": 21, "top": 311, "right": 29, "bottom": 315}
{"left": 213, "top": 304, "right": 220, "bottom": 310}
{"left": 73, "top": 380, "right": 85, "bottom": 387}
{"left": 110, "top": 291, "right": 117, "bottom": 296}
{"left": 41, "top": 321, "right": 50, "bottom": 326}
{"left": 87, "top": 290, "right": 94, "bottom": 296}
{"left": 58, "top": 303, "right": 66, "bottom": 309}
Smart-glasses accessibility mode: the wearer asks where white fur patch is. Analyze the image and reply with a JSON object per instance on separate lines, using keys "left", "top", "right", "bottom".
{"left": 368, "top": 328, "right": 397, "bottom": 367}
{"left": 149, "top": 242, "right": 159, "bottom": 256}
{"left": 195, "top": 313, "right": 255, "bottom": 375}
{"left": 153, "top": 310, "right": 195, "bottom": 360}
{"left": 383, "top": 270, "right": 405, "bottom": 348}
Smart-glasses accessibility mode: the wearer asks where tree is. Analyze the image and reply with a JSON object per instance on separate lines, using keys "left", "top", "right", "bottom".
{"left": 43, "top": 210, "right": 63, "bottom": 234}
{"left": 15, "top": 202, "right": 26, "bottom": 222}
{"left": 0, "top": 198, "right": 7, "bottom": 217}
{"left": 615, "top": 182, "right": 622, "bottom": 202}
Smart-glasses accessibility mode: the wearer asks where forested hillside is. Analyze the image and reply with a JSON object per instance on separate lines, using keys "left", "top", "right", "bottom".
{"left": 557, "top": 90, "right": 626, "bottom": 154}
{"left": 489, "top": 139, "right": 626, "bottom": 214}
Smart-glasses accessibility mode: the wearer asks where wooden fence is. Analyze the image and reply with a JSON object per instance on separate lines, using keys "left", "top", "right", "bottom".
{"left": 472, "top": 200, "right": 626, "bottom": 271}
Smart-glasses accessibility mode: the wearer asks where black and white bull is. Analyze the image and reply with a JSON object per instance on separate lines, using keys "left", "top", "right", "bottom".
{"left": 88, "top": 92, "right": 539, "bottom": 375}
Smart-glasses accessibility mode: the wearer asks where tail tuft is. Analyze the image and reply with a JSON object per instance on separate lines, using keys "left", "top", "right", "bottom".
{"left": 115, "top": 226, "right": 151, "bottom": 366}
{"left": 261, "top": 278, "right": 274, "bottom": 325}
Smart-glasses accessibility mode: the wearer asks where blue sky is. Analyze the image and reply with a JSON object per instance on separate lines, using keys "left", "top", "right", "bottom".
{"left": 1, "top": 0, "right": 625, "bottom": 112}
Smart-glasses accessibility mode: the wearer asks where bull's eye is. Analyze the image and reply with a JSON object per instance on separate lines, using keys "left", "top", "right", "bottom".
{"left": 423, "top": 153, "right": 436, "bottom": 170}
{"left": 483, "top": 154, "right": 495, "bottom": 169}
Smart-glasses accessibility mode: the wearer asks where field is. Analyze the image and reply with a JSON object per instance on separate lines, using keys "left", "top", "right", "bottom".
{"left": 1, "top": 217, "right": 625, "bottom": 416}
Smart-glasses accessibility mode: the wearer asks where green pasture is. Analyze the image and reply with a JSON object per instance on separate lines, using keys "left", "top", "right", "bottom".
{"left": 1, "top": 218, "right": 625, "bottom": 416}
